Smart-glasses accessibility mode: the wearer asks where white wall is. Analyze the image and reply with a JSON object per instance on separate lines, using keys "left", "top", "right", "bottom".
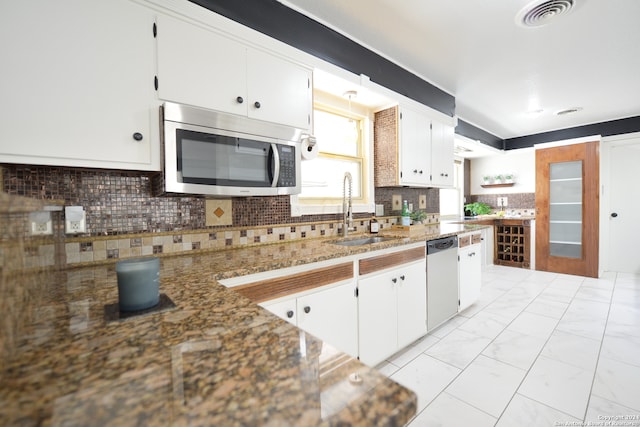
{"left": 469, "top": 148, "right": 535, "bottom": 195}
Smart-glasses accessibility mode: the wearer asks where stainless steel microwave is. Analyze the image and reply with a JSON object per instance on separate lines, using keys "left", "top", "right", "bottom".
{"left": 161, "top": 102, "right": 303, "bottom": 197}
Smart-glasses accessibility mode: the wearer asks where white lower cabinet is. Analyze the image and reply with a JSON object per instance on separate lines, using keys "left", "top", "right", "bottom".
{"left": 260, "top": 280, "right": 358, "bottom": 358}
{"left": 358, "top": 254, "right": 427, "bottom": 366}
{"left": 224, "top": 243, "right": 428, "bottom": 366}
{"left": 458, "top": 233, "right": 482, "bottom": 312}
{"left": 481, "top": 225, "right": 494, "bottom": 269}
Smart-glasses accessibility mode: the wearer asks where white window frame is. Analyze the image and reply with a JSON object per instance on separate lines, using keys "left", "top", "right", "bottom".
{"left": 290, "top": 93, "right": 375, "bottom": 216}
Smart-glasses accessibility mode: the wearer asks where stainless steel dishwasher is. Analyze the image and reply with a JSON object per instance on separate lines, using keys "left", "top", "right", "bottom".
{"left": 427, "top": 235, "right": 459, "bottom": 331}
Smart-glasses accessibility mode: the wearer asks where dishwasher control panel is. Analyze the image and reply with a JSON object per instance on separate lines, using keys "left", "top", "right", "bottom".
{"left": 427, "top": 236, "right": 458, "bottom": 254}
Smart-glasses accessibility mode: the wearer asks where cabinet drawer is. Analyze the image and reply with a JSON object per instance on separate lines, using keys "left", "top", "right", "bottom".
{"left": 234, "top": 262, "right": 353, "bottom": 303}
{"left": 459, "top": 235, "right": 471, "bottom": 247}
{"left": 359, "top": 246, "right": 425, "bottom": 276}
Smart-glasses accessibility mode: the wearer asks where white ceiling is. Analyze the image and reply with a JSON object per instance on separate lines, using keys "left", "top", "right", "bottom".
{"left": 278, "top": 0, "right": 640, "bottom": 140}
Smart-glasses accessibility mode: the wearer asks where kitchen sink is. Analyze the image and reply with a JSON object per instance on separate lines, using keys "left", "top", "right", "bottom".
{"left": 329, "top": 236, "right": 396, "bottom": 246}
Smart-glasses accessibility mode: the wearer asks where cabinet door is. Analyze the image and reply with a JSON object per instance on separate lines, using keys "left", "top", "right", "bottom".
{"left": 259, "top": 298, "right": 297, "bottom": 325}
{"left": 0, "top": 0, "right": 157, "bottom": 170}
{"left": 430, "top": 120, "right": 455, "bottom": 187}
{"left": 398, "top": 107, "right": 430, "bottom": 186}
{"left": 297, "top": 281, "right": 358, "bottom": 358}
{"left": 358, "top": 271, "right": 398, "bottom": 366}
{"left": 397, "top": 260, "right": 427, "bottom": 349}
{"left": 481, "top": 226, "right": 494, "bottom": 269}
{"left": 156, "top": 14, "right": 247, "bottom": 116}
{"left": 458, "top": 244, "right": 482, "bottom": 311}
{"left": 246, "top": 49, "right": 312, "bottom": 130}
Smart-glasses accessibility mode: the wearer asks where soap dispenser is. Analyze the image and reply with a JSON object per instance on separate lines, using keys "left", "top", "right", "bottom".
{"left": 370, "top": 217, "right": 379, "bottom": 234}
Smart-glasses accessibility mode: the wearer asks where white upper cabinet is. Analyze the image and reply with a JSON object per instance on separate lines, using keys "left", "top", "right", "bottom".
{"left": 430, "top": 120, "right": 455, "bottom": 187}
{"left": 156, "top": 14, "right": 247, "bottom": 117}
{"left": 398, "top": 106, "right": 431, "bottom": 186}
{"left": 246, "top": 49, "right": 312, "bottom": 130}
{"left": 0, "top": 0, "right": 159, "bottom": 170}
{"left": 374, "top": 105, "right": 455, "bottom": 188}
{"left": 156, "top": 14, "right": 312, "bottom": 130}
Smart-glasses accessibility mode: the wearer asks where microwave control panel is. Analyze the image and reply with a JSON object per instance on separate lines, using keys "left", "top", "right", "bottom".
{"left": 277, "top": 145, "right": 297, "bottom": 187}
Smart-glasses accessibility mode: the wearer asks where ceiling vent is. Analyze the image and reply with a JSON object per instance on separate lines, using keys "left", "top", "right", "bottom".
{"left": 555, "top": 107, "right": 583, "bottom": 116}
{"left": 517, "top": 0, "right": 576, "bottom": 28}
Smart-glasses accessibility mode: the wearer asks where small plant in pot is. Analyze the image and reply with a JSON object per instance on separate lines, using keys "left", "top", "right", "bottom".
{"left": 464, "top": 202, "right": 492, "bottom": 217}
{"left": 505, "top": 173, "right": 514, "bottom": 183}
{"left": 494, "top": 174, "right": 504, "bottom": 184}
{"left": 482, "top": 175, "right": 492, "bottom": 185}
{"left": 410, "top": 210, "right": 428, "bottom": 224}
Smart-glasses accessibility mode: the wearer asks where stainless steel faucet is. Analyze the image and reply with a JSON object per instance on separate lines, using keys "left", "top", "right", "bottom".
{"left": 342, "top": 172, "right": 355, "bottom": 237}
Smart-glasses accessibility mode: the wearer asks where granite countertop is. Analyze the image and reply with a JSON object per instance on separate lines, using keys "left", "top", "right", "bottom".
{"left": 1, "top": 222, "right": 487, "bottom": 426}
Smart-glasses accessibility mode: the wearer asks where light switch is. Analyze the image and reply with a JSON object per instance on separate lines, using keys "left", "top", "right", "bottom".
{"left": 497, "top": 197, "right": 508, "bottom": 207}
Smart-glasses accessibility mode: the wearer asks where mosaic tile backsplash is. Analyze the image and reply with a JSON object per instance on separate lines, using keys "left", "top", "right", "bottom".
{"left": 1, "top": 164, "right": 442, "bottom": 268}
{"left": 1, "top": 165, "right": 362, "bottom": 235}
{"left": 1, "top": 165, "right": 533, "bottom": 264}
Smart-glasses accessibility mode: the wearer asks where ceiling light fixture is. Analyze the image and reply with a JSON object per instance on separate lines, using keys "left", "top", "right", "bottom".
{"left": 516, "top": 0, "right": 576, "bottom": 28}
{"left": 343, "top": 90, "right": 357, "bottom": 109}
{"left": 343, "top": 90, "right": 358, "bottom": 123}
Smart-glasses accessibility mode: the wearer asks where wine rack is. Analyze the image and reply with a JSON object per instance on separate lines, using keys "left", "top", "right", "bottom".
{"left": 494, "top": 219, "right": 531, "bottom": 268}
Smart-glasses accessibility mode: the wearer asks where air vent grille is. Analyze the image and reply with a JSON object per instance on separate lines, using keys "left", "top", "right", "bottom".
{"left": 518, "top": 0, "right": 575, "bottom": 27}
{"left": 555, "top": 107, "right": 583, "bottom": 116}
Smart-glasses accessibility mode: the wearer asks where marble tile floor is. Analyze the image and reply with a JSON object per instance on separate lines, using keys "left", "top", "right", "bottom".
{"left": 377, "top": 265, "right": 640, "bottom": 427}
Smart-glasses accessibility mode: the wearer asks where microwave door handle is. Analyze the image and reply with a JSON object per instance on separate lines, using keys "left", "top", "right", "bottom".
{"left": 269, "top": 143, "right": 280, "bottom": 187}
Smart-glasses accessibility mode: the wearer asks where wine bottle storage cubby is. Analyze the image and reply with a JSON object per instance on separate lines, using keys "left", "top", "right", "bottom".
{"left": 494, "top": 219, "right": 531, "bottom": 268}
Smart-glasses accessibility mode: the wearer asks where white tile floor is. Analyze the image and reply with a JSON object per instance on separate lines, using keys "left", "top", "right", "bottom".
{"left": 377, "top": 265, "right": 640, "bottom": 426}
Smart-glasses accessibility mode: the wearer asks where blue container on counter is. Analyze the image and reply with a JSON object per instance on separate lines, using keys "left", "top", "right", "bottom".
{"left": 116, "top": 257, "right": 160, "bottom": 311}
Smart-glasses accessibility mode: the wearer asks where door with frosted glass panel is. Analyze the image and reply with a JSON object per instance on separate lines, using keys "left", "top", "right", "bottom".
{"left": 535, "top": 141, "right": 599, "bottom": 277}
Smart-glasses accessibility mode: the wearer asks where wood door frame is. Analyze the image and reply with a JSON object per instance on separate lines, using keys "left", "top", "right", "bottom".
{"left": 535, "top": 141, "right": 599, "bottom": 277}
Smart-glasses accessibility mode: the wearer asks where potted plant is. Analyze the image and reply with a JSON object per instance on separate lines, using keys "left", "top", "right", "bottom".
{"left": 464, "top": 202, "right": 492, "bottom": 217}
{"left": 505, "top": 173, "right": 514, "bottom": 183}
{"left": 494, "top": 174, "right": 504, "bottom": 184}
{"left": 410, "top": 210, "right": 427, "bottom": 224}
{"left": 482, "top": 175, "right": 492, "bottom": 185}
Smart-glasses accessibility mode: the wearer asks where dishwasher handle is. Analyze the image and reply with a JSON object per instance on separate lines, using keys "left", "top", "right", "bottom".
{"left": 427, "top": 236, "right": 458, "bottom": 254}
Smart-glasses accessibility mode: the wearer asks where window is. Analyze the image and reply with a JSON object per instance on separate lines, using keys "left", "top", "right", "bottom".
{"left": 293, "top": 101, "right": 372, "bottom": 215}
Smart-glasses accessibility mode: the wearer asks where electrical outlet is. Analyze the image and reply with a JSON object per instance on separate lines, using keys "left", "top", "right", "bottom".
{"left": 497, "top": 197, "right": 508, "bottom": 207}
{"left": 29, "top": 211, "right": 52, "bottom": 236}
{"left": 419, "top": 195, "right": 427, "bottom": 209}
{"left": 65, "top": 206, "right": 86, "bottom": 234}
{"left": 392, "top": 194, "right": 402, "bottom": 211}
